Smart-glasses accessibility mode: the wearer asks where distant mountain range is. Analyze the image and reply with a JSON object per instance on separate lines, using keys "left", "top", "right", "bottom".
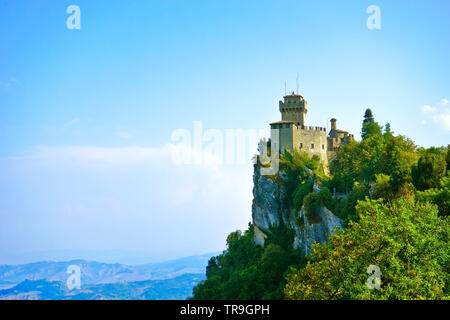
{"left": 0, "top": 252, "right": 217, "bottom": 300}
{"left": 0, "top": 273, "right": 205, "bottom": 300}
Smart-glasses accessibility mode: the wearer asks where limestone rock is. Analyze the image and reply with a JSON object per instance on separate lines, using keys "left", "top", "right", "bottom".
{"left": 251, "top": 165, "right": 342, "bottom": 256}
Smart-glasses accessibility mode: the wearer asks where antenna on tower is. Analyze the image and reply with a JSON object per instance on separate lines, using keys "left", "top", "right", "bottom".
{"left": 296, "top": 72, "right": 299, "bottom": 94}
{"left": 284, "top": 81, "right": 286, "bottom": 95}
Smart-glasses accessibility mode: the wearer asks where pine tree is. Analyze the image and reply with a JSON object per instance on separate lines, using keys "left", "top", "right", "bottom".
{"left": 361, "top": 108, "right": 381, "bottom": 140}
{"left": 383, "top": 123, "right": 394, "bottom": 142}
{"left": 363, "top": 108, "right": 374, "bottom": 124}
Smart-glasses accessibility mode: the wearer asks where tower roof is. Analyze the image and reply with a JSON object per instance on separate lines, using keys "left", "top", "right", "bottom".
{"left": 283, "top": 91, "right": 303, "bottom": 99}
{"left": 270, "top": 120, "right": 294, "bottom": 125}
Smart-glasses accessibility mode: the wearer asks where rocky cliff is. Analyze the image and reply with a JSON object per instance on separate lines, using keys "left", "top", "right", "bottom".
{"left": 251, "top": 165, "right": 342, "bottom": 256}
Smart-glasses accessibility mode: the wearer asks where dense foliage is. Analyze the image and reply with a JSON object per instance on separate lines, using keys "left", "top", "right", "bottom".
{"left": 192, "top": 108, "right": 450, "bottom": 300}
{"left": 285, "top": 198, "right": 449, "bottom": 299}
{"left": 191, "top": 223, "right": 305, "bottom": 300}
{"left": 303, "top": 187, "right": 333, "bottom": 222}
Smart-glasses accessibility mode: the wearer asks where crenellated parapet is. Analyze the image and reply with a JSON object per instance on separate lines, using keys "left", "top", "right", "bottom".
{"left": 279, "top": 92, "right": 308, "bottom": 126}
{"left": 296, "top": 125, "right": 327, "bottom": 132}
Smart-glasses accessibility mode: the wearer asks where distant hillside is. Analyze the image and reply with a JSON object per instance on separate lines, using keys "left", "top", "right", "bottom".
{"left": 0, "top": 273, "right": 205, "bottom": 300}
{"left": 0, "top": 252, "right": 217, "bottom": 289}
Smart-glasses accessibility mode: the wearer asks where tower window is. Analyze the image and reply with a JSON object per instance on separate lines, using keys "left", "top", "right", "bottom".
{"left": 322, "top": 144, "right": 325, "bottom": 150}
{"left": 299, "top": 142, "right": 303, "bottom": 148}
{"left": 311, "top": 143, "right": 314, "bottom": 149}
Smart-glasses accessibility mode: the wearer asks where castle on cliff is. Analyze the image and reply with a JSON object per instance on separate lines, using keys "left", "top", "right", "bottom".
{"left": 267, "top": 91, "right": 353, "bottom": 166}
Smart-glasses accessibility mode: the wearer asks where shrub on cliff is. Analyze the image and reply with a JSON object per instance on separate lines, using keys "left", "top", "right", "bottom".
{"left": 285, "top": 197, "right": 449, "bottom": 300}
{"left": 191, "top": 223, "right": 305, "bottom": 300}
{"left": 280, "top": 150, "right": 322, "bottom": 210}
{"left": 293, "top": 181, "right": 313, "bottom": 210}
{"left": 303, "top": 187, "right": 333, "bottom": 222}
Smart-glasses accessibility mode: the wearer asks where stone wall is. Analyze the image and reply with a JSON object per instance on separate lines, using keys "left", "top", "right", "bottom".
{"left": 270, "top": 123, "right": 329, "bottom": 167}
{"left": 294, "top": 126, "right": 328, "bottom": 166}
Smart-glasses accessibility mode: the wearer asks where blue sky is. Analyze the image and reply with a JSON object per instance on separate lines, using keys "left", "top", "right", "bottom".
{"left": 0, "top": 0, "right": 449, "bottom": 264}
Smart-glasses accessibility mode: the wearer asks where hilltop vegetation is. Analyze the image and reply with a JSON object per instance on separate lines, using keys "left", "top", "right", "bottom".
{"left": 192, "top": 109, "right": 450, "bottom": 300}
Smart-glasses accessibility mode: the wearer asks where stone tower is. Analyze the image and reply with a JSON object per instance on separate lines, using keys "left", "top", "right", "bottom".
{"left": 279, "top": 91, "right": 308, "bottom": 126}
{"left": 266, "top": 92, "right": 353, "bottom": 168}
{"left": 330, "top": 118, "right": 337, "bottom": 130}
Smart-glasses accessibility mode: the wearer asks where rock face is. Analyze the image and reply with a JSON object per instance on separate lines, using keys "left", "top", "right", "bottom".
{"left": 251, "top": 165, "right": 342, "bottom": 256}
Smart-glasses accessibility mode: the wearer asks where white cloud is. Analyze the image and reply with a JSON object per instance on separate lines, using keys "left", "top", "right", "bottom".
{"left": 64, "top": 117, "right": 81, "bottom": 127}
{"left": 9, "top": 143, "right": 253, "bottom": 212}
{"left": 439, "top": 98, "right": 449, "bottom": 105}
{"left": 12, "top": 145, "right": 166, "bottom": 169}
{"left": 432, "top": 113, "right": 450, "bottom": 131}
{"left": 422, "top": 105, "right": 436, "bottom": 113}
{"left": 13, "top": 144, "right": 227, "bottom": 169}
{"left": 422, "top": 98, "right": 450, "bottom": 131}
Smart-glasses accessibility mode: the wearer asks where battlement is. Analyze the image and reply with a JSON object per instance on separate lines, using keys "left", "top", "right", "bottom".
{"left": 279, "top": 94, "right": 306, "bottom": 109}
{"left": 270, "top": 122, "right": 327, "bottom": 134}
{"left": 279, "top": 91, "right": 307, "bottom": 126}
{"left": 296, "top": 125, "right": 327, "bottom": 133}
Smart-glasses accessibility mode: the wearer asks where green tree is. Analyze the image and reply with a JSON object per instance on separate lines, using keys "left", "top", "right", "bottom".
{"left": 191, "top": 223, "right": 304, "bottom": 300}
{"left": 379, "top": 135, "right": 418, "bottom": 193}
{"left": 412, "top": 148, "right": 447, "bottom": 191}
{"left": 192, "top": 225, "right": 263, "bottom": 300}
{"left": 293, "top": 181, "right": 313, "bottom": 210}
{"left": 372, "top": 173, "right": 393, "bottom": 202}
{"left": 416, "top": 173, "right": 450, "bottom": 217}
{"left": 257, "top": 244, "right": 302, "bottom": 299}
{"left": 284, "top": 198, "right": 449, "bottom": 300}
{"left": 330, "top": 139, "right": 361, "bottom": 191}
{"left": 331, "top": 182, "right": 370, "bottom": 223}
{"left": 280, "top": 150, "right": 322, "bottom": 209}
{"left": 303, "top": 187, "right": 334, "bottom": 222}
{"left": 361, "top": 108, "right": 382, "bottom": 140}
{"left": 363, "top": 108, "right": 375, "bottom": 123}
{"left": 359, "top": 134, "right": 385, "bottom": 181}
{"left": 383, "top": 123, "right": 394, "bottom": 142}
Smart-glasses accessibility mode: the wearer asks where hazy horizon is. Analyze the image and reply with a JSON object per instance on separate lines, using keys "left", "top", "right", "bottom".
{"left": 0, "top": 248, "right": 221, "bottom": 266}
